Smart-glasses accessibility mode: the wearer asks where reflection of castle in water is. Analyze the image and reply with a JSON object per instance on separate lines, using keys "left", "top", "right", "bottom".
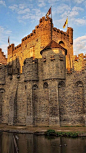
{"left": 0, "top": 132, "right": 86, "bottom": 153}
{"left": 0, "top": 16, "right": 86, "bottom": 127}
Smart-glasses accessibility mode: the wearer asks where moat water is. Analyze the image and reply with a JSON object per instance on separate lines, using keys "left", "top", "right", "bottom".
{"left": 0, "top": 132, "right": 86, "bottom": 153}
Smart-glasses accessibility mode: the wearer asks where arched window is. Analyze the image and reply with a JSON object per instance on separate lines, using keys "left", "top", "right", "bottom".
{"left": 43, "top": 82, "right": 48, "bottom": 88}
{"left": 59, "top": 41, "right": 65, "bottom": 48}
{"left": 0, "top": 88, "right": 5, "bottom": 93}
{"left": 58, "top": 81, "right": 65, "bottom": 88}
{"left": 75, "top": 81, "right": 83, "bottom": 87}
{"left": 32, "top": 84, "right": 38, "bottom": 90}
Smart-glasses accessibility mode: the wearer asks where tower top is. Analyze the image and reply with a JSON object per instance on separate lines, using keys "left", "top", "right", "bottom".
{"left": 40, "top": 40, "right": 67, "bottom": 55}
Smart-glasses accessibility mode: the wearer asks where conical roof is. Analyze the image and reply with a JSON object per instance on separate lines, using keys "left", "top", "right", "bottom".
{"left": 40, "top": 40, "right": 67, "bottom": 55}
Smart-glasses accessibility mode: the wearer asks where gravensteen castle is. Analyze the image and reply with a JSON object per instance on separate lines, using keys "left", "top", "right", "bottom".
{"left": 0, "top": 16, "right": 86, "bottom": 127}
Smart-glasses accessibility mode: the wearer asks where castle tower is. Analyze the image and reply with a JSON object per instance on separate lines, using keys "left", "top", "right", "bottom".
{"left": 66, "top": 27, "right": 73, "bottom": 71}
{"left": 40, "top": 40, "right": 67, "bottom": 126}
{"left": 39, "top": 16, "right": 52, "bottom": 49}
{"left": 23, "top": 58, "right": 38, "bottom": 81}
{"left": 40, "top": 40, "right": 67, "bottom": 80}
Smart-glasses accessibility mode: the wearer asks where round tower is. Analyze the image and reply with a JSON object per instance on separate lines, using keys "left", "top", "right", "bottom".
{"left": 40, "top": 40, "right": 67, "bottom": 80}
{"left": 23, "top": 58, "right": 38, "bottom": 81}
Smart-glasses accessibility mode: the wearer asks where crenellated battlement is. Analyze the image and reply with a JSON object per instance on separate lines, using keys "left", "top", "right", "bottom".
{"left": 14, "top": 44, "right": 21, "bottom": 50}
{"left": 53, "top": 27, "right": 69, "bottom": 40}
{"left": 0, "top": 48, "right": 7, "bottom": 65}
{"left": 22, "top": 30, "right": 36, "bottom": 43}
{"left": 39, "top": 16, "right": 52, "bottom": 24}
{"left": 73, "top": 53, "right": 86, "bottom": 61}
{"left": 72, "top": 53, "right": 86, "bottom": 72}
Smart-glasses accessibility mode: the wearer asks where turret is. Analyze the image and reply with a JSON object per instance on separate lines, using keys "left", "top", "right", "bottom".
{"left": 67, "top": 27, "right": 73, "bottom": 44}
{"left": 38, "top": 16, "right": 53, "bottom": 49}
{"left": 40, "top": 40, "right": 67, "bottom": 80}
{"left": 23, "top": 58, "right": 38, "bottom": 81}
{"left": 8, "top": 44, "right": 14, "bottom": 56}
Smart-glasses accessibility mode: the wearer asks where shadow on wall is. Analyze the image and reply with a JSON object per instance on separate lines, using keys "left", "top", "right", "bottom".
{"left": 7, "top": 58, "right": 20, "bottom": 76}
{"left": 0, "top": 88, "right": 5, "bottom": 123}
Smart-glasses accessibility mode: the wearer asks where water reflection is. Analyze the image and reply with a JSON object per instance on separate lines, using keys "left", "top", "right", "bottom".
{"left": 0, "top": 132, "right": 86, "bottom": 153}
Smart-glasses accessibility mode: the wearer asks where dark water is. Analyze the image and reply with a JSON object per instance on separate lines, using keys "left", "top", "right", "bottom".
{"left": 0, "top": 132, "right": 86, "bottom": 153}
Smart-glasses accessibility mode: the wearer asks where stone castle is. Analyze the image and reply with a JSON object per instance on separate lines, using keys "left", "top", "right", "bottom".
{"left": 0, "top": 16, "right": 86, "bottom": 127}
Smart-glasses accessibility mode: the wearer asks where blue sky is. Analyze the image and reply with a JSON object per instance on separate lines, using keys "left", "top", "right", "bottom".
{"left": 0, "top": 0, "right": 86, "bottom": 57}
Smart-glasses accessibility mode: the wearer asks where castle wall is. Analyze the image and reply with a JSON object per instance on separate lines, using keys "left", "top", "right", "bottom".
{"left": 59, "top": 71, "right": 86, "bottom": 126}
{"left": 0, "top": 58, "right": 86, "bottom": 126}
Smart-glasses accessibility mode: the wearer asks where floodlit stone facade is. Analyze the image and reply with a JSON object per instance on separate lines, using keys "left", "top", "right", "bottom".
{"left": 0, "top": 16, "right": 86, "bottom": 127}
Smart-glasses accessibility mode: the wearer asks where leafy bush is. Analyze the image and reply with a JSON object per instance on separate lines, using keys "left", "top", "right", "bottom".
{"left": 45, "top": 129, "right": 56, "bottom": 136}
{"left": 45, "top": 130, "right": 79, "bottom": 138}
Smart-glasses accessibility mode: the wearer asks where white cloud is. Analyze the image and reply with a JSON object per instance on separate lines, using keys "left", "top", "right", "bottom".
{"left": 56, "top": 4, "right": 71, "bottom": 14}
{"left": 18, "top": 8, "right": 30, "bottom": 14}
{"left": 47, "top": 0, "right": 59, "bottom": 3}
{"left": 38, "top": 0, "right": 46, "bottom": 7}
{"left": 54, "top": 4, "right": 85, "bottom": 27}
{"left": 60, "top": 6, "right": 84, "bottom": 18}
{"left": 74, "top": 0, "right": 84, "bottom": 4}
{"left": 0, "top": 26, "right": 12, "bottom": 56}
{"left": 19, "top": 4, "right": 26, "bottom": 10}
{"left": 9, "top": 4, "right": 18, "bottom": 11}
{"left": 19, "top": 8, "right": 44, "bottom": 21}
{"left": 72, "top": 6, "right": 83, "bottom": 11}
{"left": 9, "top": 4, "right": 32, "bottom": 21}
{"left": 75, "top": 18, "right": 86, "bottom": 25}
{"left": 0, "top": 0, "right": 6, "bottom": 6}
{"left": 9, "top": 3, "right": 45, "bottom": 22}
{"left": 74, "top": 35, "right": 86, "bottom": 55}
